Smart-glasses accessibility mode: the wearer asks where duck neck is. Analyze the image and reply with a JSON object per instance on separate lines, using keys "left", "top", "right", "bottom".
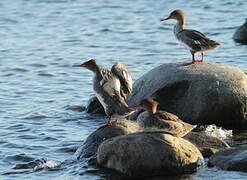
{"left": 173, "top": 17, "right": 185, "bottom": 35}
{"left": 147, "top": 104, "right": 157, "bottom": 115}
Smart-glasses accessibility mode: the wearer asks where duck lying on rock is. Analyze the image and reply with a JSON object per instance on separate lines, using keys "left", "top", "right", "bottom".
{"left": 130, "top": 98, "right": 196, "bottom": 137}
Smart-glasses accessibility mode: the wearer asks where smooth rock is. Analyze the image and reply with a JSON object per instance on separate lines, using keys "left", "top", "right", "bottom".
{"left": 233, "top": 20, "right": 247, "bottom": 44}
{"left": 73, "top": 120, "right": 139, "bottom": 160}
{"left": 97, "top": 132, "right": 203, "bottom": 178}
{"left": 209, "top": 145, "right": 247, "bottom": 172}
{"left": 86, "top": 96, "right": 105, "bottom": 115}
{"left": 128, "top": 62, "right": 247, "bottom": 129}
{"left": 184, "top": 132, "right": 229, "bottom": 158}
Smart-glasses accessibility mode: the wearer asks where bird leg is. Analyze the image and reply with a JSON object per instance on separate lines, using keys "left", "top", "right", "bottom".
{"left": 106, "top": 116, "right": 117, "bottom": 126}
{"left": 182, "top": 52, "right": 203, "bottom": 66}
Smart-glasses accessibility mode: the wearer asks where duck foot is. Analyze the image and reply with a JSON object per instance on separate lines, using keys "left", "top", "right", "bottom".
{"left": 97, "top": 120, "right": 117, "bottom": 130}
{"left": 182, "top": 60, "right": 203, "bottom": 66}
{"left": 106, "top": 120, "right": 117, "bottom": 126}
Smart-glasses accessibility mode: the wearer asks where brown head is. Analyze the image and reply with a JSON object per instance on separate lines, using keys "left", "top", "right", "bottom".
{"left": 72, "top": 59, "right": 99, "bottom": 72}
{"left": 160, "top": 10, "right": 186, "bottom": 25}
{"left": 139, "top": 98, "right": 158, "bottom": 115}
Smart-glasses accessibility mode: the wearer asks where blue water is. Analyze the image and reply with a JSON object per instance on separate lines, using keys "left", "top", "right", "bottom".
{"left": 0, "top": 0, "right": 247, "bottom": 179}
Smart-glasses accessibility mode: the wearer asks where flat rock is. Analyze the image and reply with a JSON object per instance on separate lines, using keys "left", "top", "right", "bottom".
{"left": 233, "top": 20, "right": 247, "bottom": 44}
{"left": 209, "top": 145, "right": 247, "bottom": 172}
{"left": 97, "top": 132, "right": 203, "bottom": 178}
{"left": 73, "top": 120, "right": 139, "bottom": 160}
{"left": 128, "top": 62, "right": 247, "bottom": 129}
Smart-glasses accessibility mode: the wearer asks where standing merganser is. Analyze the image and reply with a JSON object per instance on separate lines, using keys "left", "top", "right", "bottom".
{"left": 73, "top": 59, "right": 134, "bottom": 126}
{"left": 130, "top": 98, "right": 196, "bottom": 137}
{"left": 160, "top": 10, "right": 220, "bottom": 65}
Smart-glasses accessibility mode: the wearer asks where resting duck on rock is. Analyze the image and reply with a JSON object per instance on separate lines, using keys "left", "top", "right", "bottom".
{"left": 131, "top": 98, "right": 196, "bottom": 137}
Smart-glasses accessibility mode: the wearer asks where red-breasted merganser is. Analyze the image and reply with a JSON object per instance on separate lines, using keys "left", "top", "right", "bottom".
{"left": 73, "top": 59, "right": 134, "bottom": 126}
{"left": 160, "top": 10, "right": 220, "bottom": 65}
{"left": 130, "top": 98, "right": 196, "bottom": 137}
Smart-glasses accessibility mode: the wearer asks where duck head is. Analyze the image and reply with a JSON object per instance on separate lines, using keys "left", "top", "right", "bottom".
{"left": 129, "top": 98, "right": 158, "bottom": 115}
{"left": 160, "top": 9, "right": 186, "bottom": 24}
{"left": 73, "top": 59, "right": 99, "bottom": 72}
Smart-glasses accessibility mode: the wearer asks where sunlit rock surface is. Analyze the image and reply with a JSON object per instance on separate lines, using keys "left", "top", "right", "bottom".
{"left": 128, "top": 62, "right": 247, "bottom": 129}
{"left": 97, "top": 131, "right": 203, "bottom": 178}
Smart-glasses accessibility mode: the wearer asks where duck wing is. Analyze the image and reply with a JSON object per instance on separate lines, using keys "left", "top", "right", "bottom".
{"left": 177, "top": 29, "right": 220, "bottom": 52}
{"left": 111, "top": 62, "right": 132, "bottom": 100}
{"left": 99, "top": 68, "right": 128, "bottom": 106}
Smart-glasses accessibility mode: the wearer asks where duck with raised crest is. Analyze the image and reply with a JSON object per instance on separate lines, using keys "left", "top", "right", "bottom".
{"left": 160, "top": 10, "right": 220, "bottom": 65}
{"left": 73, "top": 59, "right": 134, "bottom": 126}
{"left": 130, "top": 98, "right": 196, "bottom": 137}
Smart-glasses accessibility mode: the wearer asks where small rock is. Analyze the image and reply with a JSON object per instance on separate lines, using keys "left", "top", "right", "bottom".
{"left": 97, "top": 131, "right": 203, "bottom": 178}
{"left": 86, "top": 97, "right": 105, "bottom": 115}
{"left": 233, "top": 20, "right": 247, "bottom": 44}
{"left": 209, "top": 145, "right": 247, "bottom": 172}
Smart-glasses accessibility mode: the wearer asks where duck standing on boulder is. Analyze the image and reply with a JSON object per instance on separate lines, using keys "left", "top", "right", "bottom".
{"left": 130, "top": 98, "right": 196, "bottom": 137}
{"left": 160, "top": 10, "right": 220, "bottom": 65}
{"left": 73, "top": 59, "right": 135, "bottom": 126}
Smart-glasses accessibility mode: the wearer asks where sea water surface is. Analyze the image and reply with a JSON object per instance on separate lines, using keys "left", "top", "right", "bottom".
{"left": 0, "top": 0, "right": 247, "bottom": 179}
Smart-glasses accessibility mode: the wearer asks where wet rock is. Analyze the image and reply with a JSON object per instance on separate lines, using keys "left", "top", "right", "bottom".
{"left": 74, "top": 120, "right": 139, "bottom": 160}
{"left": 233, "top": 20, "right": 247, "bottom": 44}
{"left": 184, "top": 132, "right": 229, "bottom": 158}
{"left": 128, "top": 63, "right": 247, "bottom": 130}
{"left": 97, "top": 132, "right": 203, "bottom": 178}
{"left": 86, "top": 97, "right": 105, "bottom": 115}
{"left": 209, "top": 145, "right": 247, "bottom": 172}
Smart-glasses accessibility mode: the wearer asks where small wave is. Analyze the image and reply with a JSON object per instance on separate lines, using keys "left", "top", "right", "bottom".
{"left": 12, "top": 68, "right": 28, "bottom": 72}
{"left": 29, "top": 63, "right": 47, "bottom": 68}
{"left": 65, "top": 105, "right": 86, "bottom": 112}
{"left": 100, "top": 28, "right": 111, "bottom": 32}
{"left": 56, "top": 146, "right": 78, "bottom": 154}
{"left": 23, "top": 113, "right": 49, "bottom": 120}
{"left": 4, "top": 153, "right": 35, "bottom": 162}
{"left": 37, "top": 73, "right": 54, "bottom": 77}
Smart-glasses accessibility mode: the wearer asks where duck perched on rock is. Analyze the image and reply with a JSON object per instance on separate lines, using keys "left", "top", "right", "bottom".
{"left": 131, "top": 98, "right": 196, "bottom": 137}
{"left": 73, "top": 59, "right": 134, "bottom": 125}
{"left": 161, "top": 10, "right": 220, "bottom": 64}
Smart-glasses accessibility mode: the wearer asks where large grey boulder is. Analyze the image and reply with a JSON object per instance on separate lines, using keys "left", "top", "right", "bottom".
{"left": 73, "top": 120, "right": 139, "bottom": 161}
{"left": 233, "top": 20, "right": 247, "bottom": 44}
{"left": 97, "top": 132, "right": 203, "bottom": 178}
{"left": 128, "top": 62, "right": 247, "bottom": 130}
{"left": 209, "top": 145, "right": 247, "bottom": 172}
